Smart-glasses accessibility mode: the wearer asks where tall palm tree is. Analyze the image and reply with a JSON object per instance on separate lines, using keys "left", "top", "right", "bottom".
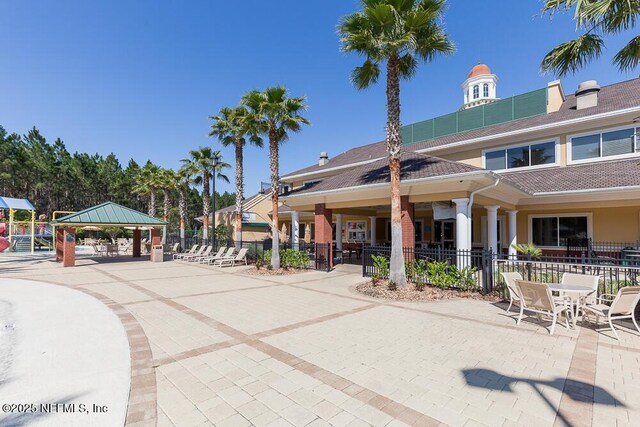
{"left": 242, "top": 87, "right": 310, "bottom": 269}
{"left": 180, "top": 148, "right": 229, "bottom": 244}
{"left": 542, "top": 0, "right": 640, "bottom": 76}
{"left": 132, "top": 161, "right": 162, "bottom": 217}
{"left": 339, "top": 0, "right": 454, "bottom": 286}
{"left": 170, "top": 168, "right": 192, "bottom": 250}
{"left": 209, "top": 106, "right": 262, "bottom": 243}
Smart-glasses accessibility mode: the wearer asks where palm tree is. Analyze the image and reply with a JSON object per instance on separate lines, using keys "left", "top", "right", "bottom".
{"left": 180, "top": 148, "right": 229, "bottom": 244}
{"left": 170, "top": 168, "right": 192, "bottom": 250}
{"left": 339, "top": 0, "right": 454, "bottom": 286}
{"left": 133, "top": 161, "right": 162, "bottom": 217}
{"left": 541, "top": 0, "right": 640, "bottom": 76}
{"left": 209, "top": 106, "right": 262, "bottom": 243}
{"left": 242, "top": 87, "right": 310, "bottom": 269}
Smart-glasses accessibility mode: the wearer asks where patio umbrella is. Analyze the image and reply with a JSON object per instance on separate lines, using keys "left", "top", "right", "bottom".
{"left": 124, "top": 226, "right": 150, "bottom": 230}
{"left": 82, "top": 226, "right": 101, "bottom": 231}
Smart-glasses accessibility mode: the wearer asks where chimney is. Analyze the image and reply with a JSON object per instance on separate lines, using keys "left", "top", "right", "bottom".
{"left": 319, "top": 151, "right": 329, "bottom": 166}
{"left": 575, "top": 80, "right": 600, "bottom": 110}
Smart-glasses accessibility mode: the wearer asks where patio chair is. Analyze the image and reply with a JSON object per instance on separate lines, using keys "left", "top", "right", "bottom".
{"left": 205, "top": 247, "right": 235, "bottom": 265}
{"left": 582, "top": 286, "right": 640, "bottom": 340}
{"left": 500, "top": 271, "right": 523, "bottom": 312}
{"left": 184, "top": 245, "right": 212, "bottom": 262}
{"left": 515, "top": 280, "right": 573, "bottom": 335}
{"left": 213, "top": 248, "right": 248, "bottom": 267}
{"left": 561, "top": 272, "right": 599, "bottom": 307}
{"left": 173, "top": 244, "right": 198, "bottom": 260}
{"left": 198, "top": 246, "right": 226, "bottom": 264}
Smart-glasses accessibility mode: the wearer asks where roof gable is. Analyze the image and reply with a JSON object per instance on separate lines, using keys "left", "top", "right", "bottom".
{"left": 52, "top": 202, "right": 167, "bottom": 226}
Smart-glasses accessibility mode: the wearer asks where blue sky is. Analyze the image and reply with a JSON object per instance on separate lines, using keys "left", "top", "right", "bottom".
{"left": 1, "top": 1, "right": 636, "bottom": 194}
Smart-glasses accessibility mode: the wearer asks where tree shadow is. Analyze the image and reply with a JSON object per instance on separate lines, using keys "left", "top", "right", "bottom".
{"left": 359, "top": 156, "right": 442, "bottom": 185}
{"left": 462, "top": 368, "right": 624, "bottom": 427}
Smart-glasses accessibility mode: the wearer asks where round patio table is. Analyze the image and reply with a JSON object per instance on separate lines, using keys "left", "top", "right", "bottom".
{"left": 548, "top": 284, "right": 595, "bottom": 328}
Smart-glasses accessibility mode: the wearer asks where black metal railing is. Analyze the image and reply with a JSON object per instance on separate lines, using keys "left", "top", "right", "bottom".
{"left": 566, "top": 238, "right": 640, "bottom": 260}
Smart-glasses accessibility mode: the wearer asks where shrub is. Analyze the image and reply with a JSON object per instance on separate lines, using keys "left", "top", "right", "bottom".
{"left": 452, "top": 265, "right": 479, "bottom": 291}
{"left": 371, "top": 255, "right": 390, "bottom": 283}
{"left": 413, "top": 259, "right": 428, "bottom": 291}
{"left": 426, "top": 260, "right": 455, "bottom": 288}
{"left": 263, "top": 248, "right": 310, "bottom": 269}
{"left": 255, "top": 257, "right": 264, "bottom": 270}
{"left": 511, "top": 243, "right": 542, "bottom": 257}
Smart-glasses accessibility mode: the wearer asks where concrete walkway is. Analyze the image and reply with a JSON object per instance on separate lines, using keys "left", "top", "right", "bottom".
{"left": 0, "top": 278, "right": 130, "bottom": 426}
{"left": 1, "top": 257, "right": 639, "bottom": 426}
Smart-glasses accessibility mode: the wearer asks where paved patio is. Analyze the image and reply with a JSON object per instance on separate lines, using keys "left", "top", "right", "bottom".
{"left": 1, "top": 256, "right": 639, "bottom": 426}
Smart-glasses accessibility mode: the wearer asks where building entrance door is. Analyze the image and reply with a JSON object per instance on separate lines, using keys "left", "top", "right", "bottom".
{"left": 434, "top": 220, "right": 455, "bottom": 249}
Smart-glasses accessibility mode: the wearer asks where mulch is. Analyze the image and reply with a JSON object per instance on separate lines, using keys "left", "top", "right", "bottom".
{"left": 246, "top": 267, "right": 309, "bottom": 276}
{"left": 356, "top": 280, "right": 502, "bottom": 302}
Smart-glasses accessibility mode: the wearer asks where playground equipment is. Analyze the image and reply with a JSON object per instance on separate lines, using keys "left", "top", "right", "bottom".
{"left": 0, "top": 196, "right": 50, "bottom": 253}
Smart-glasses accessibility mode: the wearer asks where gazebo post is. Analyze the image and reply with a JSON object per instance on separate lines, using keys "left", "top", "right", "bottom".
{"left": 56, "top": 227, "right": 64, "bottom": 262}
{"left": 133, "top": 228, "right": 141, "bottom": 257}
{"left": 150, "top": 228, "right": 161, "bottom": 261}
{"left": 30, "top": 210, "right": 36, "bottom": 254}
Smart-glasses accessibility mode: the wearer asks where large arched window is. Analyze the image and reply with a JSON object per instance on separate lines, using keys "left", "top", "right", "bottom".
{"left": 483, "top": 83, "right": 489, "bottom": 97}
{"left": 473, "top": 85, "right": 479, "bottom": 99}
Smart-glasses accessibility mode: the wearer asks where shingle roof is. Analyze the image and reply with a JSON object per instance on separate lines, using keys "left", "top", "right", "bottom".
{"left": 215, "top": 193, "right": 266, "bottom": 214}
{"left": 500, "top": 158, "right": 640, "bottom": 194}
{"left": 283, "top": 78, "right": 640, "bottom": 178}
{"left": 287, "top": 152, "right": 485, "bottom": 196}
{"left": 51, "top": 202, "right": 167, "bottom": 226}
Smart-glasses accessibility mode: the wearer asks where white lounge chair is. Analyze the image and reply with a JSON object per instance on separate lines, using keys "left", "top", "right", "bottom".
{"left": 205, "top": 247, "right": 235, "bottom": 265}
{"left": 500, "top": 271, "right": 523, "bottom": 312}
{"left": 199, "top": 247, "right": 226, "bottom": 264}
{"left": 582, "top": 286, "right": 640, "bottom": 340}
{"left": 213, "top": 248, "right": 248, "bottom": 267}
{"left": 184, "top": 246, "right": 212, "bottom": 262}
{"left": 173, "top": 244, "right": 198, "bottom": 260}
{"left": 515, "top": 280, "right": 573, "bottom": 335}
{"left": 561, "top": 272, "right": 599, "bottom": 305}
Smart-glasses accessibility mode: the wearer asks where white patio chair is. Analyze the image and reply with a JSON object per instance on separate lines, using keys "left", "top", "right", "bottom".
{"left": 213, "top": 248, "right": 248, "bottom": 267}
{"left": 205, "top": 247, "right": 235, "bottom": 265}
{"left": 500, "top": 271, "right": 523, "bottom": 312}
{"left": 184, "top": 245, "right": 213, "bottom": 262}
{"left": 561, "top": 272, "right": 599, "bottom": 305}
{"left": 582, "top": 286, "right": 640, "bottom": 340}
{"left": 198, "top": 246, "right": 226, "bottom": 264}
{"left": 515, "top": 280, "right": 573, "bottom": 335}
{"left": 173, "top": 244, "right": 198, "bottom": 260}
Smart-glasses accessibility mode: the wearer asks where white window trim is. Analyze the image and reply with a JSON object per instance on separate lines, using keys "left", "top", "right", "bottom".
{"left": 527, "top": 213, "right": 593, "bottom": 249}
{"left": 567, "top": 124, "right": 640, "bottom": 165}
{"left": 481, "top": 138, "right": 560, "bottom": 172}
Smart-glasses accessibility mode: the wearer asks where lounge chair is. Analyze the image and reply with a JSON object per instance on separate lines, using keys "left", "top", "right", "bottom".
{"left": 213, "top": 248, "right": 248, "bottom": 267}
{"left": 515, "top": 280, "right": 573, "bottom": 335}
{"left": 205, "top": 247, "right": 235, "bottom": 265}
{"left": 561, "top": 272, "right": 599, "bottom": 306}
{"left": 173, "top": 244, "right": 198, "bottom": 260}
{"left": 582, "top": 286, "right": 640, "bottom": 340}
{"left": 184, "top": 246, "right": 212, "bottom": 262}
{"left": 198, "top": 246, "right": 226, "bottom": 264}
{"left": 500, "top": 271, "right": 523, "bottom": 312}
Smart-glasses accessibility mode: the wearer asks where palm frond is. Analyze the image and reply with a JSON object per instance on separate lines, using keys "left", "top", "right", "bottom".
{"left": 352, "top": 59, "right": 381, "bottom": 89}
{"left": 613, "top": 34, "right": 640, "bottom": 70}
{"left": 541, "top": 33, "right": 604, "bottom": 76}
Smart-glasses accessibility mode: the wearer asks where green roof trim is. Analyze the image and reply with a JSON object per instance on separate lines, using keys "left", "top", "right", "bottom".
{"left": 51, "top": 201, "right": 167, "bottom": 226}
{"left": 242, "top": 222, "right": 269, "bottom": 227}
{"left": 401, "top": 87, "right": 548, "bottom": 146}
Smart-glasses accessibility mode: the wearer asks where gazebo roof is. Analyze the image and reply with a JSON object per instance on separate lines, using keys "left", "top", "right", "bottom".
{"left": 0, "top": 196, "right": 36, "bottom": 211}
{"left": 51, "top": 201, "right": 167, "bottom": 227}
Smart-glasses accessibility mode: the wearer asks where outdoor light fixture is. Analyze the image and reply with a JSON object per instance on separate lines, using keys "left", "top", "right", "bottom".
{"left": 211, "top": 155, "right": 218, "bottom": 249}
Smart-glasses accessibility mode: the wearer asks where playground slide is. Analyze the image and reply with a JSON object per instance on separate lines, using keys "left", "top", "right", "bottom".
{"left": 0, "top": 237, "right": 8, "bottom": 252}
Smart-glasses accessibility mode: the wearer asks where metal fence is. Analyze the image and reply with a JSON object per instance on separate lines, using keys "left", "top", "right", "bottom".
{"left": 362, "top": 245, "right": 494, "bottom": 293}
{"left": 566, "top": 238, "right": 640, "bottom": 260}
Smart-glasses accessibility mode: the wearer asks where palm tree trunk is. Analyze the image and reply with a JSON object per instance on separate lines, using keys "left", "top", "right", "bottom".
{"left": 149, "top": 191, "right": 156, "bottom": 217}
{"left": 269, "top": 127, "right": 280, "bottom": 269}
{"left": 235, "top": 138, "right": 244, "bottom": 243}
{"left": 162, "top": 188, "right": 170, "bottom": 243}
{"left": 179, "top": 188, "right": 187, "bottom": 251}
{"left": 202, "top": 172, "right": 210, "bottom": 244}
{"left": 386, "top": 54, "right": 407, "bottom": 286}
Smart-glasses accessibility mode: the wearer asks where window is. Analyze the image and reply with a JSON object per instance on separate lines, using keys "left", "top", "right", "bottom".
{"left": 485, "top": 141, "right": 556, "bottom": 171}
{"left": 570, "top": 127, "right": 638, "bottom": 162}
{"left": 346, "top": 221, "right": 367, "bottom": 241}
{"left": 530, "top": 215, "right": 589, "bottom": 247}
{"left": 473, "top": 85, "right": 479, "bottom": 99}
{"left": 483, "top": 83, "right": 489, "bottom": 97}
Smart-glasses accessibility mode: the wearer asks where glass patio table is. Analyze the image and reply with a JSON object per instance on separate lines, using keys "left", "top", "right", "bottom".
{"left": 548, "top": 284, "right": 595, "bottom": 328}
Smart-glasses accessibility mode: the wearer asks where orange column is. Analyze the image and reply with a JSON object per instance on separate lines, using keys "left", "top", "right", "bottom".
{"left": 132, "top": 229, "right": 141, "bottom": 257}
{"left": 62, "top": 228, "right": 76, "bottom": 267}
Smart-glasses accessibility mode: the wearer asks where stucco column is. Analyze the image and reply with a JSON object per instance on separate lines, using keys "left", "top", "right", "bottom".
{"left": 291, "top": 211, "right": 300, "bottom": 250}
{"left": 55, "top": 228, "right": 64, "bottom": 262}
{"left": 369, "top": 216, "right": 377, "bottom": 245}
{"left": 62, "top": 228, "right": 76, "bottom": 267}
{"left": 335, "top": 214, "right": 343, "bottom": 251}
{"left": 508, "top": 210, "right": 518, "bottom": 257}
{"left": 486, "top": 206, "right": 500, "bottom": 256}
{"left": 150, "top": 228, "right": 161, "bottom": 262}
{"left": 453, "top": 198, "right": 470, "bottom": 268}
{"left": 315, "top": 203, "right": 333, "bottom": 268}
